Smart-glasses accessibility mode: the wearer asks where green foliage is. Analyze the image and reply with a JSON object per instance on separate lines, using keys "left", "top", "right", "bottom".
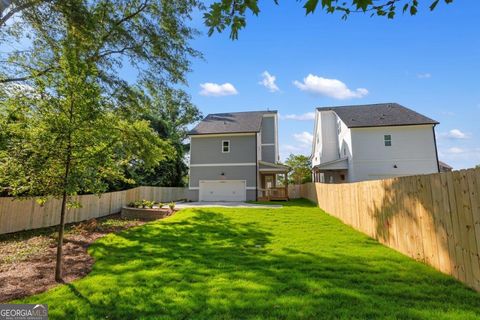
{"left": 0, "top": 0, "right": 202, "bottom": 195}
{"left": 128, "top": 200, "right": 157, "bottom": 209}
{"left": 203, "top": 0, "right": 454, "bottom": 39}
{"left": 285, "top": 154, "right": 312, "bottom": 185}
{"left": 0, "top": 0, "right": 200, "bottom": 280}
{"left": 113, "top": 85, "right": 202, "bottom": 189}
{"left": 1, "top": 0, "right": 202, "bottom": 86}
{"left": 18, "top": 200, "right": 480, "bottom": 318}
{"left": 168, "top": 201, "right": 175, "bottom": 210}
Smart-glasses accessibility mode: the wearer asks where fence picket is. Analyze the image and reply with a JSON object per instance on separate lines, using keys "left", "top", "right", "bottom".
{"left": 298, "top": 168, "right": 480, "bottom": 291}
{"left": 0, "top": 187, "right": 186, "bottom": 235}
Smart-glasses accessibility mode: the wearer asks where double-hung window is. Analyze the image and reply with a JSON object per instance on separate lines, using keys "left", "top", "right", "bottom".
{"left": 384, "top": 134, "right": 392, "bottom": 147}
{"left": 222, "top": 140, "right": 230, "bottom": 153}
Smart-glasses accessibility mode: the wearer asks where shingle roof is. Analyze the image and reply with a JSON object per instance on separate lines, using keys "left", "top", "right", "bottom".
{"left": 189, "top": 110, "right": 277, "bottom": 135}
{"left": 438, "top": 160, "right": 453, "bottom": 170}
{"left": 316, "top": 103, "right": 438, "bottom": 128}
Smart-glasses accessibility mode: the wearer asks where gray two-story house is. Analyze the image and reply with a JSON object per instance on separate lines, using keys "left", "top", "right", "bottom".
{"left": 188, "top": 110, "right": 289, "bottom": 201}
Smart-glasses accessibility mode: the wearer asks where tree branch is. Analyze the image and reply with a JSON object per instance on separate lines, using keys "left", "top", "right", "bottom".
{"left": 92, "top": 0, "right": 149, "bottom": 59}
{"left": 0, "top": 66, "right": 54, "bottom": 83}
{"left": 0, "top": 0, "right": 42, "bottom": 28}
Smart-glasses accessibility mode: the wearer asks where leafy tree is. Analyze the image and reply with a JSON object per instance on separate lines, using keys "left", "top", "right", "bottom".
{"left": 140, "top": 86, "right": 201, "bottom": 187}
{"left": 0, "top": 0, "right": 200, "bottom": 281}
{"left": 0, "top": 43, "right": 169, "bottom": 282}
{"left": 204, "top": 0, "right": 454, "bottom": 39}
{"left": 110, "top": 85, "right": 202, "bottom": 189}
{"left": 1, "top": 0, "right": 453, "bottom": 52}
{"left": 285, "top": 154, "right": 312, "bottom": 185}
{"left": 0, "top": 0, "right": 201, "bottom": 87}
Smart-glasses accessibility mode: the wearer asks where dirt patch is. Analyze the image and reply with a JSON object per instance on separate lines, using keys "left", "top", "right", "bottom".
{"left": 0, "top": 214, "right": 154, "bottom": 302}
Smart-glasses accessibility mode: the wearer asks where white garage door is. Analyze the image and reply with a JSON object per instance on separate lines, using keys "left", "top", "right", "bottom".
{"left": 199, "top": 180, "right": 246, "bottom": 202}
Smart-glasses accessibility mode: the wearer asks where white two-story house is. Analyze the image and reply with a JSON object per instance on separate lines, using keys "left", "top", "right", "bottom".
{"left": 188, "top": 110, "right": 289, "bottom": 201}
{"left": 311, "top": 103, "right": 440, "bottom": 183}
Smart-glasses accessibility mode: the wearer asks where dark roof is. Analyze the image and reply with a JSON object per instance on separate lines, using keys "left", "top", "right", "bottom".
{"left": 316, "top": 103, "right": 438, "bottom": 128}
{"left": 438, "top": 161, "right": 453, "bottom": 170}
{"left": 189, "top": 110, "right": 277, "bottom": 135}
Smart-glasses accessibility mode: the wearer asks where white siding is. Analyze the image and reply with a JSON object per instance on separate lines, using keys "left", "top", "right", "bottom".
{"left": 350, "top": 125, "right": 438, "bottom": 181}
{"left": 312, "top": 110, "right": 340, "bottom": 167}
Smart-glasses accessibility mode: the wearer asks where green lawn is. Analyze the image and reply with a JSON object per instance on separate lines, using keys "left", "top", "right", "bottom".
{"left": 20, "top": 200, "right": 480, "bottom": 319}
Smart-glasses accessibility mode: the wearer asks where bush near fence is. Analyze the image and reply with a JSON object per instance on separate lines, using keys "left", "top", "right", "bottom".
{"left": 295, "top": 168, "right": 480, "bottom": 292}
{"left": 0, "top": 186, "right": 186, "bottom": 235}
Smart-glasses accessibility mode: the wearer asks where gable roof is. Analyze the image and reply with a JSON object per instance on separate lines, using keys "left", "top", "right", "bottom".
{"left": 189, "top": 110, "right": 277, "bottom": 135}
{"left": 316, "top": 103, "right": 438, "bottom": 128}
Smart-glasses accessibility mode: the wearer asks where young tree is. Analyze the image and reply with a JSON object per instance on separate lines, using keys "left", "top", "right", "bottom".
{"left": 0, "top": 43, "right": 170, "bottom": 282}
{"left": 285, "top": 154, "right": 312, "bottom": 185}
{"left": 0, "top": 0, "right": 200, "bottom": 281}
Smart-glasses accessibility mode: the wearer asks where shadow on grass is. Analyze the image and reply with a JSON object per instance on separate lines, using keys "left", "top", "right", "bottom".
{"left": 23, "top": 201, "right": 480, "bottom": 319}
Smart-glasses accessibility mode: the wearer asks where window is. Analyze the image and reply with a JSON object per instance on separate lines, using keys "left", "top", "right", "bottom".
{"left": 384, "top": 134, "right": 392, "bottom": 147}
{"left": 222, "top": 140, "right": 230, "bottom": 153}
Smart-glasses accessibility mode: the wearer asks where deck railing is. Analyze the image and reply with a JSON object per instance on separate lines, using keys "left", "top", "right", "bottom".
{"left": 258, "top": 187, "right": 288, "bottom": 200}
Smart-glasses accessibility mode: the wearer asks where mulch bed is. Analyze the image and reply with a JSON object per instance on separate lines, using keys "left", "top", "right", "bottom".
{"left": 0, "top": 212, "right": 175, "bottom": 302}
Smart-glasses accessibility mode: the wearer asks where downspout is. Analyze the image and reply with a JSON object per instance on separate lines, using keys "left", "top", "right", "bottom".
{"left": 255, "top": 132, "right": 258, "bottom": 201}
{"left": 432, "top": 124, "right": 440, "bottom": 173}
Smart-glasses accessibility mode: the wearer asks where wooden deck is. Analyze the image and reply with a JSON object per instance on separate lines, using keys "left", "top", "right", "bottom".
{"left": 258, "top": 187, "right": 289, "bottom": 201}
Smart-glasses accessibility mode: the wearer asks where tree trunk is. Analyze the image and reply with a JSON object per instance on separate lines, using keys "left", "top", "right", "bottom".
{"left": 55, "top": 95, "right": 74, "bottom": 282}
{"left": 55, "top": 190, "right": 68, "bottom": 282}
{"left": 55, "top": 148, "right": 71, "bottom": 282}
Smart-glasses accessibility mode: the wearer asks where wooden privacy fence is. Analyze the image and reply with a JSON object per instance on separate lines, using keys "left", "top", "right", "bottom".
{"left": 0, "top": 186, "right": 187, "bottom": 235}
{"left": 299, "top": 168, "right": 480, "bottom": 291}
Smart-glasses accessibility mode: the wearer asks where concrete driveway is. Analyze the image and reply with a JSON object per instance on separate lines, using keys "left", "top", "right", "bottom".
{"left": 175, "top": 202, "right": 282, "bottom": 209}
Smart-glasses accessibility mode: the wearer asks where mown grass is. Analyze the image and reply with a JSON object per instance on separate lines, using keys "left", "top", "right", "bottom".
{"left": 19, "top": 199, "right": 480, "bottom": 319}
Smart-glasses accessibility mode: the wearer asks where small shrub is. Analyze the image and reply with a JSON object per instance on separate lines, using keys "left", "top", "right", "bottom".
{"left": 158, "top": 202, "right": 165, "bottom": 209}
{"left": 128, "top": 200, "right": 157, "bottom": 209}
{"left": 168, "top": 202, "right": 175, "bottom": 211}
{"left": 143, "top": 200, "right": 155, "bottom": 209}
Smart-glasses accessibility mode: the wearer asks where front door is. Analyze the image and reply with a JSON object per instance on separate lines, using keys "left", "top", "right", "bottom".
{"left": 263, "top": 175, "right": 274, "bottom": 189}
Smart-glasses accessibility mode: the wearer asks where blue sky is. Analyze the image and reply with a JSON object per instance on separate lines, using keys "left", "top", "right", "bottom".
{"left": 189, "top": 2, "right": 479, "bottom": 168}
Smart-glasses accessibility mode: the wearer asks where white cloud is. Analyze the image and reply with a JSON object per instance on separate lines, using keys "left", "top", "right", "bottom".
{"left": 417, "top": 73, "right": 432, "bottom": 79}
{"left": 279, "top": 132, "right": 314, "bottom": 160}
{"left": 258, "top": 71, "right": 279, "bottom": 92}
{"left": 440, "top": 111, "right": 455, "bottom": 116}
{"left": 280, "top": 144, "right": 309, "bottom": 161}
{"left": 293, "top": 74, "right": 368, "bottom": 99}
{"left": 440, "top": 129, "right": 470, "bottom": 140}
{"left": 280, "top": 112, "right": 315, "bottom": 121}
{"left": 199, "top": 82, "right": 238, "bottom": 97}
{"left": 293, "top": 131, "right": 313, "bottom": 146}
{"left": 438, "top": 147, "right": 480, "bottom": 169}
{"left": 446, "top": 147, "right": 465, "bottom": 154}
{"left": 282, "top": 144, "right": 303, "bottom": 153}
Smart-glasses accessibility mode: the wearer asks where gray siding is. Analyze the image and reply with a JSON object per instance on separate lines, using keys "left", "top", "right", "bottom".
{"left": 261, "top": 145, "right": 276, "bottom": 163}
{"left": 189, "top": 165, "right": 257, "bottom": 188}
{"left": 190, "top": 135, "right": 256, "bottom": 164}
{"left": 261, "top": 117, "right": 275, "bottom": 144}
